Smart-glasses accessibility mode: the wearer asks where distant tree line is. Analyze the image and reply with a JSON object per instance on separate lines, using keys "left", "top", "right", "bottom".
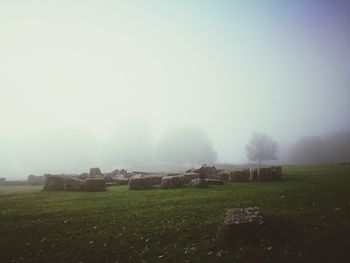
{"left": 288, "top": 129, "right": 350, "bottom": 164}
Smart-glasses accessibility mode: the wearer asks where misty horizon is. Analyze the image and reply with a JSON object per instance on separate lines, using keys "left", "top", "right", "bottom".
{"left": 1, "top": 1, "right": 350, "bottom": 179}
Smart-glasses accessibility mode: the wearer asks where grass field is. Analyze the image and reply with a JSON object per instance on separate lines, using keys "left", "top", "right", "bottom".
{"left": 1, "top": 166, "right": 350, "bottom": 262}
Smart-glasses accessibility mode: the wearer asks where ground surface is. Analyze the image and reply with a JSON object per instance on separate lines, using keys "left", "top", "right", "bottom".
{"left": 0, "top": 166, "right": 349, "bottom": 263}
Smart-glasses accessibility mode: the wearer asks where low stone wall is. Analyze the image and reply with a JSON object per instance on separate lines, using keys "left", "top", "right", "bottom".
{"left": 257, "top": 167, "right": 281, "bottom": 181}
{"left": 43, "top": 175, "right": 66, "bottom": 191}
{"left": 182, "top": 173, "right": 200, "bottom": 184}
{"left": 43, "top": 175, "right": 105, "bottom": 191}
{"left": 84, "top": 178, "right": 106, "bottom": 191}
{"left": 189, "top": 178, "right": 208, "bottom": 188}
{"left": 129, "top": 177, "right": 153, "bottom": 190}
{"left": 230, "top": 170, "right": 250, "bottom": 182}
{"left": 66, "top": 177, "right": 84, "bottom": 191}
{"left": 160, "top": 176, "right": 184, "bottom": 189}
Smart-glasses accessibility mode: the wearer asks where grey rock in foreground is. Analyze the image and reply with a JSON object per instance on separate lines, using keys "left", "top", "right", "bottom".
{"left": 224, "top": 207, "right": 263, "bottom": 225}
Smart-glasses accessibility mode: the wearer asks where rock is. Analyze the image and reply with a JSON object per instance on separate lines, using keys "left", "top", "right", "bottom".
{"left": 205, "top": 179, "right": 224, "bottom": 185}
{"left": 224, "top": 207, "right": 263, "bottom": 225}
{"left": 160, "top": 176, "right": 184, "bottom": 189}
{"left": 129, "top": 177, "right": 153, "bottom": 190}
{"left": 103, "top": 173, "right": 114, "bottom": 183}
{"left": 111, "top": 177, "right": 129, "bottom": 186}
{"left": 111, "top": 168, "right": 127, "bottom": 176}
{"left": 111, "top": 169, "right": 120, "bottom": 176}
{"left": 194, "top": 164, "right": 219, "bottom": 179}
{"left": 249, "top": 168, "right": 258, "bottom": 181}
{"left": 270, "top": 166, "right": 282, "bottom": 177}
{"left": 84, "top": 178, "right": 106, "bottom": 191}
{"left": 182, "top": 173, "right": 200, "bottom": 184}
{"left": 78, "top": 173, "right": 89, "bottom": 180}
{"left": 189, "top": 178, "right": 208, "bottom": 188}
{"left": 43, "top": 175, "right": 66, "bottom": 191}
{"left": 28, "top": 175, "right": 45, "bottom": 185}
{"left": 89, "top": 167, "right": 102, "bottom": 178}
{"left": 150, "top": 175, "right": 163, "bottom": 185}
{"left": 230, "top": 170, "right": 250, "bottom": 182}
{"left": 257, "top": 167, "right": 278, "bottom": 181}
{"left": 218, "top": 171, "right": 230, "bottom": 181}
{"left": 65, "top": 177, "right": 84, "bottom": 191}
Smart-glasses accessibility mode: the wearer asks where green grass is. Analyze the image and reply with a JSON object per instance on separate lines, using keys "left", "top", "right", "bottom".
{"left": 1, "top": 166, "right": 350, "bottom": 262}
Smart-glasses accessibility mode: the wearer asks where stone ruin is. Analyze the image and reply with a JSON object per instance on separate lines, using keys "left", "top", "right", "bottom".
{"left": 89, "top": 167, "right": 102, "bottom": 178}
{"left": 40, "top": 164, "right": 282, "bottom": 193}
{"left": 229, "top": 166, "right": 283, "bottom": 182}
{"left": 224, "top": 207, "right": 263, "bottom": 226}
{"left": 43, "top": 175, "right": 67, "bottom": 191}
{"left": 43, "top": 171, "right": 106, "bottom": 192}
{"left": 84, "top": 178, "right": 106, "bottom": 191}
{"left": 160, "top": 176, "right": 185, "bottom": 189}
{"left": 189, "top": 178, "right": 208, "bottom": 188}
{"left": 230, "top": 170, "right": 251, "bottom": 182}
{"left": 129, "top": 176, "right": 154, "bottom": 190}
{"left": 127, "top": 164, "right": 225, "bottom": 190}
{"left": 28, "top": 175, "right": 45, "bottom": 185}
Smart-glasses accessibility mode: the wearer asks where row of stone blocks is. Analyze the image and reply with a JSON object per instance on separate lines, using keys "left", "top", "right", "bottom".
{"left": 128, "top": 173, "right": 223, "bottom": 190}
{"left": 43, "top": 175, "right": 106, "bottom": 191}
{"left": 229, "top": 166, "right": 282, "bottom": 182}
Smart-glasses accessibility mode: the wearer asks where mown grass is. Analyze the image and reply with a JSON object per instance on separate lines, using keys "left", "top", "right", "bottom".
{"left": 0, "top": 165, "right": 349, "bottom": 262}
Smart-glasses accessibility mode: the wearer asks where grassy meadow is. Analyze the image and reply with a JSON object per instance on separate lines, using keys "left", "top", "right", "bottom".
{"left": 0, "top": 165, "right": 349, "bottom": 262}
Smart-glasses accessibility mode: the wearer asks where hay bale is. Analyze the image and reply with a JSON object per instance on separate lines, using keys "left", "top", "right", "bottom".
{"left": 257, "top": 167, "right": 276, "bottom": 181}
{"left": 249, "top": 168, "right": 258, "bottom": 181}
{"left": 65, "top": 177, "right": 84, "bottom": 191}
{"left": 189, "top": 178, "right": 208, "bottom": 188}
{"left": 160, "top": 176, "right": 184, "bottom": 189}
{"left": 230, "top": 170, "right": 250, "bottom": 182}
{"left": 89, "top": 167, "right": 102, "bottom": 178}
{"left": 84, "top": 178, "right": 106, "bottom": 191}
{"left": 205, "top": 179, "right": 224, "bottom": 185}
{"left": 182, "top": 173, "right": 200, "bottom": 184}
{"left": 43, "top": 175, "right": 66, "bottom": 191}
{"left": 129, "top": 177, "right": 153, "bottom": 190}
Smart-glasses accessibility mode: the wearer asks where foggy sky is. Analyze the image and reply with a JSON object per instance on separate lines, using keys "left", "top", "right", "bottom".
{"left": 1, "top": 0, "right": 350, "bottom": 178}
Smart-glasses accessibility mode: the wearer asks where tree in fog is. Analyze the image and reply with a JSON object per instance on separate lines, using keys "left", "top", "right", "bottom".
{"left": 156, "top": 126, "right": 217, "bottom": 167}
{"left": 246, "top": 132, "right": 278, "bottom": 164}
